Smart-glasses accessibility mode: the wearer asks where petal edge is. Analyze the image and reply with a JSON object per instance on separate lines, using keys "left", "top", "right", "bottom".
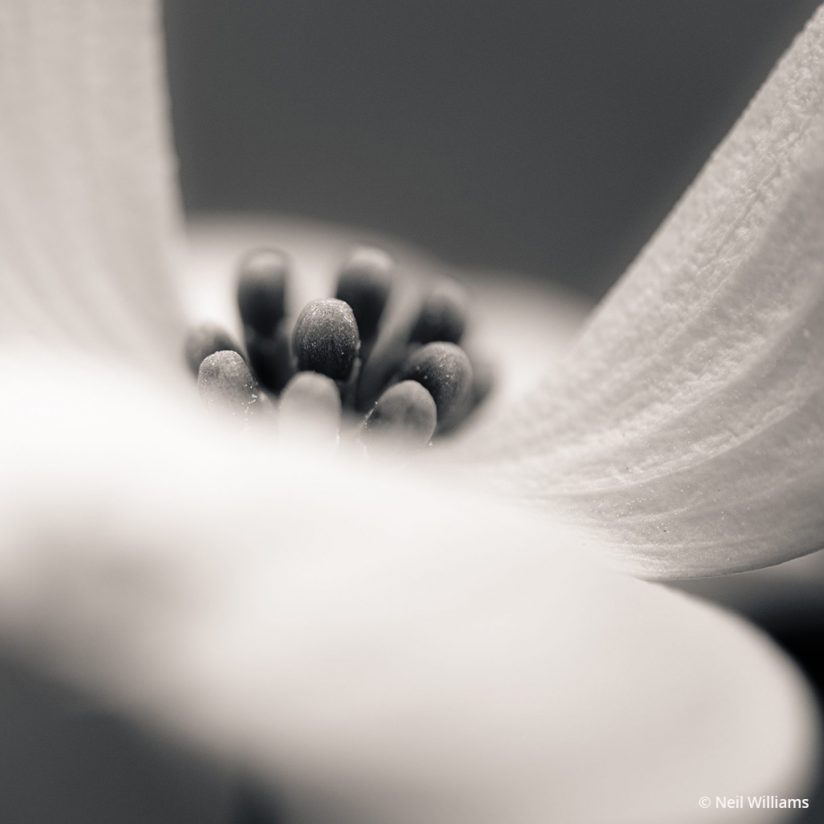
{"left": 472, "top": 7, "right": 824, "bottom": 579}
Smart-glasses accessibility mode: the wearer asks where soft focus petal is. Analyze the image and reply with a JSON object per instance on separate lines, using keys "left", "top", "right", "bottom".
{"left": 0, "top": 350, "right": 816, "bottom": 823}
{"left": 0, "top": 0, "right": 182, "bottom": 367}
{"left": 474, "top": 8, "right": 824, "bottom": 579}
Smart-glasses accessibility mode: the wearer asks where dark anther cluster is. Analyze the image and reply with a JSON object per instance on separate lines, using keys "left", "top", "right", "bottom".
{"left": 184, "top": 245, "right": 493, "bottom": 447}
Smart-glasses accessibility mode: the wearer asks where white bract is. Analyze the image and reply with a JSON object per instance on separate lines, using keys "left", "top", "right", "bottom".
{"left": 0, "top": 2, "right": 821, "bottom": 823}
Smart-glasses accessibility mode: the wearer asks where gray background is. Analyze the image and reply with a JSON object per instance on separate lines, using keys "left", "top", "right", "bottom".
{"left": 165, "top": 0, "right": 822, "bottom": 297}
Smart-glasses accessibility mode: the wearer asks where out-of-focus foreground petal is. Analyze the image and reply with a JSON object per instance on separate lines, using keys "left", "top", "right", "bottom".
{"left": 0, "top": 0, "right": 182, "bottom": 367}
{"left": 474, "top": 6, "right": 824, "bottom": 579}
{"left": 0, "top": 351, "right": 816, "bottom": 824}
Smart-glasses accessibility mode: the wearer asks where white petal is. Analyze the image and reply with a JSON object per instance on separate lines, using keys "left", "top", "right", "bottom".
{"left": 473, "top": 8, "right": 824, "bottom": 579}
{"left": 0, "top": 0, "right": 183, "bottom": 367}
{"left": 0, "top": 351, "right": 816, "bottom": 823}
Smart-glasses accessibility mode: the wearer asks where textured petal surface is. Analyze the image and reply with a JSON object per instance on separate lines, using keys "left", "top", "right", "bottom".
{"left": 0, "top": 0, "right": 182, "bottom": 367}
{"left": 473, "top": 7, "right": 824, "bottom": 579}
{"left": 0, "top": 351, "right": 816, "bottom": 824}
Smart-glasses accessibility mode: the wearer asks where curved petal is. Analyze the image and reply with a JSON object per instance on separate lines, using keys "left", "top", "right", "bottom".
{"left": 0, "top": 350, "right": 816, "bottom": 823}
{"left": 0, "top": 0, "right": 183, "bottom": 369}
{"left": 472, "top": 7, "right": 824, "bottom": 579}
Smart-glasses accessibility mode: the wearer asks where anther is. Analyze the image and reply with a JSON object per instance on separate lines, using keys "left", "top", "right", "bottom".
{"left": 237, "top": 248, "right": 289, "bottom": 336}
{"left": 293, "top": 298, "right": 360, "bottom": 382}
{"left": 184, "top": 323, "right": 241, "bottom": 375}
{"left": 410, "top": 280, "right": 467, "bottom": 344}
{"left": 335, "top": 246, "right": 393, "bottom": 344}
{"left": 364, "top": 380, "right": 437, "bottom": 447}
{"left": 188, "top": 246, "right": 489, "bottom": 446}
{"left": 245, "top": 329, "right": 294, "bottom": 394}
{"left": 279, "top": 372, "right": 341, "bottom": 444}
{"left": 198, "top": 350, "right": 259, "bottom": 415}
{"left": 437, "top": 351, "right": 495, "bottom": 433}
{"left": 398, "top": 342, "right": 473, "bottom": 428}
{"left": 469, "top": 353, "right": 495, "bottom": 409}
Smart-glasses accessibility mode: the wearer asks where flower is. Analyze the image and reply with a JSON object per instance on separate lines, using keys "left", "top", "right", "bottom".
{"left": 0, "top": 2, "right": 822, "bottom": 823}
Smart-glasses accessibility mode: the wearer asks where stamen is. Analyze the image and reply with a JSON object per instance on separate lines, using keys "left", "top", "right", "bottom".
{"left": 364, "top": 380, "right": 437, "bottom": 447}
{"left": 436, "top": 349, "right": 496, "bottom": 434}
{"left": 468, "top": 352, "right": 495, "bottom": 411}
{"left": 197, "top": 350, "right": 259, "bottom": 416}
{"left": 398, "top": 342, "right": 473, "bottom": 428}
{"left": 237, "top": 249, "right": 294, "bottom": 394}
{"left": 279, "top": 372, "right": 341, "bottom": 444}
{"left": 410, "top": 280, "right": 468, "bottom": 344}
{"left": 293, "top": 298, "right": 361, "bottom": 382}
{"left": 184, "top": 323, "right": 241, "bottom": 375}
{"left": 237, "top": 248, "right": 289, "bottom": 336}
{"left": 335, "top": 246, "right": 393, "bottom": 345}
{"left": 187, "top": 244, "right": 492, "bottom": 447}
{"left": 245, "top": 330, "right": 294, "bottom": 394}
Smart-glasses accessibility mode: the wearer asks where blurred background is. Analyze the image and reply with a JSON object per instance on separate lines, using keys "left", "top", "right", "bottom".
{"left": 3, "top": 2, "right": 824, "bottom": 822}
{"left": 165, "top": 0, "right": 821, "bottom": 299}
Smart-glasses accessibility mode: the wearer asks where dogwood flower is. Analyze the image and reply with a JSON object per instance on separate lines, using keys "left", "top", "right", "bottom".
{"left": 0, "top": 2, "right": 822, "bottom": 823}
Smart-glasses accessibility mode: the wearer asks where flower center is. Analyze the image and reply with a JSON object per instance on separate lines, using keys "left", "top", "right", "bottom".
{"left": 183, "top": 245, "right": 491, "bottom": 447}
